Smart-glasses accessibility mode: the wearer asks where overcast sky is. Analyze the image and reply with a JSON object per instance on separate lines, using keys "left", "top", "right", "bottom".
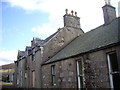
{"left": 0, "top": 0, "right": 119, "bottom": 66}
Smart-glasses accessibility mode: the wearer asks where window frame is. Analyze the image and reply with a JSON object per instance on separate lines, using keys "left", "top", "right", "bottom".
{"left": 51, "top": 65, "right": 56, "bottom": 86}
{"left": 76, "top": 59, "right": 84, "bottom": 89}
{"left": 32, "top": 54, "right": 35, "bottom": 61}
{"left": 107, "top": 51, "right": 120, "bottom": 88}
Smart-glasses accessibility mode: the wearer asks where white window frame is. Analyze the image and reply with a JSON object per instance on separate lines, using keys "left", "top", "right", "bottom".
{"left": 17, "top": 74, "right": 19, "bottom": 85}
{"left": 107, "top": 53, "right": 114, "bottom": 88}
{"left": 76, "top": 60, "right": 84, "bottom": 89}
{"left": 51, "top": 65, "right": 56, "bottom": 86}
{"left": 107, "top": 52, "right": 119, "bottom": 88}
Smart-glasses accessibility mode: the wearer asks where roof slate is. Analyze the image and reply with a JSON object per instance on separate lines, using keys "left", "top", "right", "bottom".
{"left": 18, "top": 51, "right": 25, "bottom": 57}
{"left": 44, "top": 30, "right": 59, "bottom": 43}
{"left": 44, "top": 17, "right": 120, "bottom": 64}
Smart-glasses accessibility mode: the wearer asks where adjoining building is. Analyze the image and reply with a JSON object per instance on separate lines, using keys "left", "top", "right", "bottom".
{"left": 0, "top": 63, "right": 15, "bottom": 83}
{"left": 14, "top": 2, "right": 120, "bottom": 89}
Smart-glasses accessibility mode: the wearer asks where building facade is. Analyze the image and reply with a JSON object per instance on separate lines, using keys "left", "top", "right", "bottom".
{"left": 0, "top": 63, "right": 15, "bottom": 83}
{"left": 14, "top": 3, "right": 120, "bottom": 89}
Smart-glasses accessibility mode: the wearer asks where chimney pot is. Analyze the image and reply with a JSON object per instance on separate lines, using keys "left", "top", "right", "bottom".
{"left": 63, "top": 9, "right": 81, "bottom": 28}
{"left": 71, "top": 10, "right": 74, "bottom": 16}
{"left": 75, "top": 12, "right": 77, "bottom": 16}
{"left": 65, "top": 9, "right": 68, "bottom": 15}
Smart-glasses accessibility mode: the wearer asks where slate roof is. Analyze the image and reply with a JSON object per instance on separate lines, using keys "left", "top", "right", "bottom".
{"left": 18, "top": 51, "right": 25, "bottom": 57}
{"left": 25, "top": 46, "right": 31, "bottom": 51}
{"left": 36, "top": 39, "right": 45, "bottom": 46}
{"left": 31, "top": 30, "right": 59, "bottom": 47}
{"left": 1, "top": 63, "right": 15, "bottom": 69}
{"left": 44, "top": 30, "right": 59, "bottom": 43}
{"left": 44, "top": 17, "right": 120, "bottom": 64}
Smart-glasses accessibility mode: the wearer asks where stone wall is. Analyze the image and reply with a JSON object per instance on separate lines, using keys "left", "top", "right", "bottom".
{"left": 43, "top": 27, "right": 83, "bottom": 62}
{"left": 42, "top": 45, "right": 120, "bottom": 88}
{"left": 42, "top": 58, "right": 77, "bottom": 88}
{"left": 83, "top": 50, "right": 109, "bottom": 88}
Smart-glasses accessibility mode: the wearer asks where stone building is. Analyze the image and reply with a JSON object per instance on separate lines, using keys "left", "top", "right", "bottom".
{"left": 0, "top": 63, "right": 15, "bottom": 83}
{"left": 14, "top": 3, "right": 120, "bottom": 89}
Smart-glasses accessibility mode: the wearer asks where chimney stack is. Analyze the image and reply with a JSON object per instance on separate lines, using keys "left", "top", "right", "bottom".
{"left": 102, "top": 0, "right": 116, "bottom": 24}
{"left": 63, "top": 9, "right": 81, "bottom": 28}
